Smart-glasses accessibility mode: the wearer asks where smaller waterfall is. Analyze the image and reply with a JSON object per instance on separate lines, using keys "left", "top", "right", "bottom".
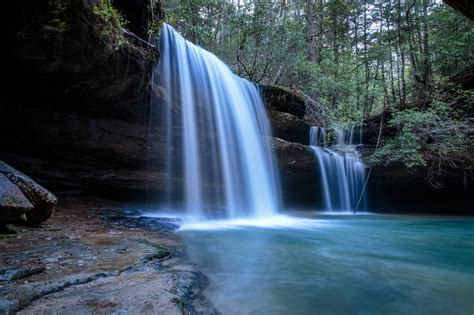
{"left": 310, "top": 126, "right": 366, "bottom": 212}
{"left": 333, "top": 123, "right": 364, "bottom": 147}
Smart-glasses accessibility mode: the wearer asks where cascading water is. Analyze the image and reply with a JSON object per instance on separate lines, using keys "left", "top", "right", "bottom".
{"left": 156, "top": 23, "right": 280, "bottom": 219}
{"left": 310, "top": 126, "right": 366, "bottom": 212}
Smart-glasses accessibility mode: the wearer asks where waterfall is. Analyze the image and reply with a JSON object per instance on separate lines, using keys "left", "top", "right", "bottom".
{"left": 310, "top": 126, "right": 366, "bottom": 212}
{"left": 156, "top": 24, "right": 280, "bottom": 219}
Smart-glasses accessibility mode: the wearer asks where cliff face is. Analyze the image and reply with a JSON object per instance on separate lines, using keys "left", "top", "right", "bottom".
{"left": 0, "top": 0, "right": 164, "bottom": 197}
{"left": 0, "top": 1, "right": 316, "bottom": 207}
{"left": 1, "top": 1, "right": 471, "bottom": 213}
{"left": 0, "top": 0, "right": 164, "bottom": 121}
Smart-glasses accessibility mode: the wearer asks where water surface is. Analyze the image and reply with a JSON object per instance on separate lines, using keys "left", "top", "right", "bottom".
{"left": 180, "top": 214, "right": 474, "bottom": 315}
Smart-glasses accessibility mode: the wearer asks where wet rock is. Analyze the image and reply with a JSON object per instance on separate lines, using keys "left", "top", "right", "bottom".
{"left": 261, "top": 85, "right": 307, "bottom": 118}
{"left": 109, "top": 216, "right": 182, "bottom": 232}
{"left": 15, "top": 271, "right": 198, "bottom": 315}
{"left": 0, "top": 266, "right": 45, "bottom": 283}
{"left": 41, "top": 257, "right": 60, "bottom": 265}
{"left": 0, "top": 198, "right": 216, "bottom": 314}
{"left": 0, "top": 174, "right": 33, "bottom": 226}
{"left": 0, "top": 161, "right": 57, "bottom": 225}
{"left": 143, "top": 249, "right": 172, "bottom": 262}
{"left": 273, "top": 138, "right": 315, "bottom": 172}
{"left": 0, "top": 103, "right": 189, "bottom": 202}
{"left": 272, "top": 138, "right": 318, "bottom": 207}
{"left": 269, "top": 110, "right": 310, "bottom": 144}
{"left": 0, "top": 299, "right": 18, "bottom": 315}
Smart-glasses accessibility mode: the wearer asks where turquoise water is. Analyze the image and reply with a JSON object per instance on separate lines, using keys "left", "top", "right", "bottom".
{"left": 180, "top": 214, "right": 474, "bottom": 315}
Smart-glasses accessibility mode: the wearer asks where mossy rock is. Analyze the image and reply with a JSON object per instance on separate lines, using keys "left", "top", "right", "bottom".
{"left": 143, "top": 250, "right": 172, "bottom": 261}
{"left": 139, "top": 239, "right": 173, "bottom": 261}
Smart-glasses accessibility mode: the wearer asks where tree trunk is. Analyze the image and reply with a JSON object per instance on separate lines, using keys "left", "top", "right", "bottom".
{"left": 306, "top": 0, "right": 316, "bottom": 62}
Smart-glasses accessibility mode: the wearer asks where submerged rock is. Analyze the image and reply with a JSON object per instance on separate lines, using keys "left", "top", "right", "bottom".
{"left": 0, "top": 161, "right": 57, "bottom": 226}
{"left": 109, "top": 215, "right": 182, "bottom": 232}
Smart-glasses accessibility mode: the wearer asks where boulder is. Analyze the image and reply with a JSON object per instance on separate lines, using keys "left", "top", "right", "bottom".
{"left": 0, "top": 161, "right": 57, "bottom": 225}
{"left": 0, "top": 174, "right": 33, "bottom": 226}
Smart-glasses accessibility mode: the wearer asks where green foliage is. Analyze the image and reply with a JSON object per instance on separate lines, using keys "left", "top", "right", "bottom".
{"left": 43, "top": 1, "right": 69, "bottom": 34}
{"left": 166, "top": 0, "right": 307, "bottom": 84}
{"left": 92, "top": 0, "right": 129, "bottom": 50}
{"left": 372, "top": 86, "right": 473, "bottom": 185}
{"left": 371, "top": 109, "right": 430, "bottom": 168}
{"left": 165, "top": 0, "right": 472, "bottom": 122}
{"left": 164, "top": 0, "right": 473, "bottom": 182}
{"left": 92, "top": 0, "right": 128, "bottom": 27}
{"left": 430, "top": 6, "right": 474, "bottom": 78}
{"left": 372, "top": 133, "right": 426, "bottom": 168}
{"left": 148, "top": 20, "right": 164, "bottom": 36}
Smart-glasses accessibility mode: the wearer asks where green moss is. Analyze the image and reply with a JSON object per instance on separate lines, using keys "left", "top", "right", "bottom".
{"left": 139, "top": 239, "right": 172, "bottom": 261}
{"left": 92, "top": 0, "right": 128, "bottom": 28}
{"left": 144, "top": 250, "right": 172, "bottom": 261}
{"left": 44, "top": 1, "right": 69, "bottom": 33}
{"left": 147, "top": 20, "right": 163, "bottom": 36}
{"left": 0, "top": 224, "right": 24, "bottom": 239}
{"left": 138, "top": 239, "right": 167, "bottom": 250}
{"left": 92, "top": 0, "right": 129, "bottom": 50}
{"left": 171, "top": 297, "right": 186, "bottom": 314}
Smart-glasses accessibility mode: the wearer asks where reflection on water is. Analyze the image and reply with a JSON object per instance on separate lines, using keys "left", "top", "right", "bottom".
{"left": 180, "top": 214, "right": 474, "bottom": 315}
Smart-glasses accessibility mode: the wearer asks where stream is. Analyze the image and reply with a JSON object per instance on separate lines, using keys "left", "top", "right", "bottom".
{"left": 179, "top": 214, "right": 474, "bottom": 315}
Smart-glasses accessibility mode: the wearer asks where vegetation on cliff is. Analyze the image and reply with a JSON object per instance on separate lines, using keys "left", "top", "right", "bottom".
{"left": 165, "top": 0, "right": 473, "bottom": 185}
{"left": 370, "top": 86, "right": 473, "bottom": 187}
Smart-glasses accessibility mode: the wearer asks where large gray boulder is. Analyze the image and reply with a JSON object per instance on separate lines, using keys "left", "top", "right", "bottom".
{"left": 0, "top": 161, "right": 57, "bottom": 226}
{"left": 0, "top": 174, "right": 34, "bottom": 225}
